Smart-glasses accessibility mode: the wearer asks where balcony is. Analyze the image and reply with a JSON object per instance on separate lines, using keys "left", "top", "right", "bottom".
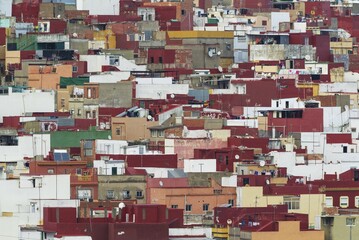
{"left": 37, "top": 34, "right": 69, "bottom": 43}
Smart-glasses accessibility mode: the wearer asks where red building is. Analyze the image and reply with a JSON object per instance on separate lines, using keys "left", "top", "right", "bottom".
{"left": 42, "top": 204, "right": 183, "bottom": 240}
{"left": 267, "top": 108, "right": 323, "bottom": 136}
{"left": 309, "top": 169, "right": 359, "bottom": 209}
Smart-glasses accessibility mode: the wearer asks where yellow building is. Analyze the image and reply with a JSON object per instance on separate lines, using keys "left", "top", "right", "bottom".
{"left": 237, "top": 185, "right": 325, "bottom": 229}
{"left": 249, "top": 221, "right": 324, "bottom": 240}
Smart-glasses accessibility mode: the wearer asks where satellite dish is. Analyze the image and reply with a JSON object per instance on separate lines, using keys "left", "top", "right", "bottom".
{"left": 266, "top": 179, "right": 270, "bottom": 185}
{"left": 227, "top": 219, "right": 233, "bottom": 225}
{"left": 217, "top": 50, "right": 222, "bottom": 56}
{"left": 251, "top": 66, "right": 255, "bottom": 71}
{"left": 235, "top": 154, "right": 240, "bottom": 160}
{"left": 259, "top": 160, "right": 265, "bottom": 167}
{"left": 108, "top": 135, "right": 112, "bottom": 140}
{"left": 170, "top": 93, "right": 175, "bottom": 99}
{"left": 57, "top": 14, "right": 61, "bottom": 19}
{"left": 159, "top": 180, "right": 164, "bottom": 187}
{"left": 72, "top": 32, "right": 78, "bottom": 38}
{"left": 208, "top": 50, "right": 214, "bottom": 58}
{"left": 218, "top": 66, "right": 223, "bottom": 73}
{"left": 147, "top": 115, "right": 153, "bottom": 120}
{"left": 118, "top": 202, "right": 126, "bottom": 209}
{"left": 305, "top": 55, "right": 310, "bottom": 61}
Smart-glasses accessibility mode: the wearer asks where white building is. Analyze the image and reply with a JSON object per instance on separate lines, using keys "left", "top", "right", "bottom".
{"left": 0, "top": 0, "right": 12, "bottom": 16}
{"left": 184, "top": 159, "right": 217, "bottom": 173}
{"left": 0, "top": 134, "right": 51, "bottom": 163}
{"left": 76, "top": 0, "right": 119, "bottom": 15}
{"left": 93, "top": 159, "right": 125, "bottom": 175}
{"left": 0, "top": 175, "right": 78, "bottom": 240}
{"left": 0, "top": 88, "right": 55, "bottom": 123}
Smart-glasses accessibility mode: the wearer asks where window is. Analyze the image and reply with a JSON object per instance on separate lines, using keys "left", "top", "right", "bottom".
{"left": 151, "top": 130, "right": 157, "bottom": 137}
{"left": 283, "top": 196, "right": 300, "bottom": 210}
{"left": 150, "top": 57, "right": 154, "bottom": 63}
{"left": 355, "top": 196, "right": 359, "bottom": 208}
{"left": 228, "top": 199, "right": 234, "bottom": 207}
{"left": 159, "top": 57, "right": 163, "bottom": 63}
{"left": 72, "top": 66, "right": 78, "bottom": 72}
{"left": 107, "top": 190, "right": 115, "bottom": 199}
{"left": 158, "top": 130, "right": 164, "bottom": 137}
{"left": 340, "top": 196, "right": 349, "bottom": 208}
{"left": 122, "top": 190, "right": 131, "bottom": 199}
{"left": 323, "top": 217, "right": 334, "bottom": 226}
{"left": 77, "top": 109, "right": 82, "bottom": 116}
{"left": 77, "top": 189, "right": 91, "bottom": 200}
{"left": 76, "top": 168, "right": 82, "bottom": 175}
{"left": 262, "top": 20, "right": 267, "bottom": 26}
{"left": 84, "top": 140, "right": 93, "bottom": 156}
{"left": 213, "top": 189, "right": 222, "bottom": 195}
{"left": 136, "top": 190, "right": 143, "bottom": 198}
{"left": 185, "top": 204, "right": 192, "bottom": 212}
{"left": 61, "top": 98, "right": 65, "bottom": 108}
{"left": 343, "top": 146, "right": 348, "bottom": 153}
{"left": 171, "top": 205, "right": 178, "bottom": 209}
{"left": 325, "top": 196, "right": 333, "bottom": 207}
{"left": 116, "top": 128, "right": 122, "bottom": 136}
{"left": 203, "top": 204, "right": 209, "bottom": 211}
{"left": 48, "top": 168, "right": 54, "bottom": 174}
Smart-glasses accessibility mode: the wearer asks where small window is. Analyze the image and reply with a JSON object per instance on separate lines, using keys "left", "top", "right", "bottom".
{"left": 185, "top": 204, "right": 192, "bottom": 212}
{"left": 159, "top": 57, "right": 163, "bottom": 63}
{"left": 116, "top": 128, "right": 121, "bottom": 136}
{"left": 181, "top": 9, "right": 186, "bottom": 16}
{"left": 262, "top": 20, "right": 267, "bottom": 26}
{"left": 355, "top": 196, "right": 359, "bottom": 208}
{"left": 171, "top": 205, "right": 178, "bottom": 209}
{"left": 151, "top": 130, "right": 157, "bottom": 137}
{"left": 325, "top": 197, "right": 333, "bottom": 207}
{"left": 158, "top": 130, "right": 164, "bottom": 137}
{"left": 72, "top": 66, "right": 78, "bottom": 73}
{"left": 150, "top": 57, "right": 154, "bottom": 63}
{"left": 122, "top": 190, "right": 131, "bottom": 199}
{"left": 284, "top": 196, "right": 300, "bottom": 210}
{"left": 48, "top": 168, "right": 54, "bottom": 174}
{"left": 77, "top": 109, "right": 82, "bottom": 116}
{"left": 136, "top": 190, "right": 143, "bottom": 198}
{"left": 340, "top": 196, "right": 349, "bottom": 208}
{"left": 203, "top": 203, "right": 209, "bottom": 211}
{"left": 76, "top": 168, "right": 82, "bottom": 175}
{"left": 107, "top": 190, "right": 115, "bottom": 199}
{"left": 228, "top": 199, "right": 234, "bottom": 207}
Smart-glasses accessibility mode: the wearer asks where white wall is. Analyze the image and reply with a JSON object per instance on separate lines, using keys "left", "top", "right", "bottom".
{"left": 93, "top": 160, "right": 125, "bottom": 175}
{"left": 0, "top": 134, "right": 51, "bottom": 162}
{"left": 89, "top": 72, "right": 131, "bottom": 83}
{"left": 271, "top": 12, "right": 290, "bottom": 31}
{"left": 271, "top": 98, "right": 305, "bottom": 108}
{"left": 136, "top": 84, "right": 189, "bottom": 100}
{"left": 221, "top": 175, "right": 237, "bottom": 187}
{"left": 0, "top": 175, "right": 76, "bottom": 239}
{"left": 184, "top": 159, "right": 216, "bottom": 173}
{"left": 323, "top": 107, "right": 350, "bottom": 132}
{"left": 158, "top": 106, "right": 183, "bottom": 125}
{"left": 319, "top": 82, "right": 357, "bottom": 94}
{"left": 136, "top": 77, "right": 173, "bottom": 85}
{"left": 96, "top": 139, "right": 128, "bottom": 154}
{"left": 225, "top": 119, "right": 258, "bottom": 128}
{"left": 0, "top": 89, "right": 55, "bottom": 123}
{"left": 76, "top": 0, "right": 119, "bottom": 15}
{"left": 0, "top": 0, "right": 12, "bottom": 16}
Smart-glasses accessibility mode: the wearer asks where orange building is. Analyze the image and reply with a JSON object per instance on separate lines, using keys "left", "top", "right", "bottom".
{"left": 147, "top": 178, "right": 236, "bottom": 215}
{"left": 28, "top": 64, "right": 72, "bottom": 90}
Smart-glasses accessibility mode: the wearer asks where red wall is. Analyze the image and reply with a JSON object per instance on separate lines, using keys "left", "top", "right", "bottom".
{"left": 0, "top": 28, "right": 6, "bottom": 45}
{"left": 148, "top": 49, "right": 176, "bottom": 64}
{"left": 268, "top": 108, "right": 323, "bottom": 135}
{"left": 326, "top": 133, "right": 352, "bottom": 144}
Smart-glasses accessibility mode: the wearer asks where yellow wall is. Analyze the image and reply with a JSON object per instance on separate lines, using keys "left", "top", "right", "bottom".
{"left": 111, "top": 117, "right": 158, "bottom": 141}
{"left": 297, "top": 83, "right": 319, "bottom": 96}
{"left": 93, "top": 29, "right": 116, "bottom": 49}
{"left": 5, "top": 50, "right": 21, "bottom": 70}
{"left": 238, "top": 186, "right": 325, "bottom": 227}
{"left": 251, "top": 221, "right": 324, "bottom": 240}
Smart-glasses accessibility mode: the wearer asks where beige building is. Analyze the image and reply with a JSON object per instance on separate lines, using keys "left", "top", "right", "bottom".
{"left": 111, "top": 117, "right": 158, "bottom": 142}
{"left": 237, "top": 185, "right": 325, "bottom": 229}
{"left": 98, "top": 175, "right": 147, "bottom": 204}
{"left": 28, "top": 64, "right": 72, "bottom": 90}
{"left": 241, "top": 221, "right": 324, "bottom": 240}
{"left": 322, "top": 214, "right": 359, "bottom": 240}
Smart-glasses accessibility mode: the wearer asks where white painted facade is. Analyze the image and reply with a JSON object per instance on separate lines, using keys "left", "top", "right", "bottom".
{"left": 137, "top": 167, "right": 174, "bottom": 178}
{"left": 76, "top": 0, "right": 119, "bottom": 15}
{"left": 271, "top": 12, "right": 290, "bottom": 31}
{"left": 183, "top": 159, "right": 216, "bottom": 173}
{"left": 271, "top": 98, "right": 305, "bottom": 109}
{"left": 221, "top": 175, "right": 237, "bottom": 187}
{"left": 169, "top": 227, "right": 212, "bottom": 239}
{"left": 135, "top": 77, "right": 173, "bottom": 85}
{"left": 323, "top": 107, "right": 350, "bottom": 132}
{"left": 225, "top": 119, "right": 258, "bottom": 128}
{"left": 0, "top": 88, "right": 55, "bottom": 123}
{"left": 89, "top": 72, "right": 131, "bottom": 83}
{"left": 0, "top": 175, "right": 77, "bottom": 240}
{"left": 80, "top": 55, "right": 146, "bottom": 74}
{"left": 93, "top": 160, "right": 125, "bottom": 175}
{"left": 135, "top": 84, "right": 189, "bottom": 100}
{"left": 0, "top": 134, "right": 51, "bottom": 162}
{"left": 319, "top": 82, "right": 357, "bottom": 94}
{"left": 158, "top": 106, "right": 183, "bottom": 125}
{"left": 95, "top": 139, "right": 128, "bottom": 154}
{"left": 0, "top": 0, "right": 12, "bottom": 16}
